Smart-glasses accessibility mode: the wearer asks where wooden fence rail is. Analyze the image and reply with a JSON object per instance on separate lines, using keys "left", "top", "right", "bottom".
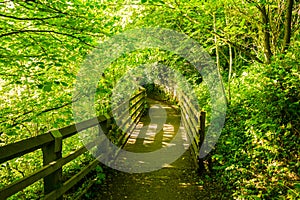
{"left": 178, "top": 91, "right": 206, "bottom": 169}
{"left": 0, "top": 89, "right": 146, "bottom": 200}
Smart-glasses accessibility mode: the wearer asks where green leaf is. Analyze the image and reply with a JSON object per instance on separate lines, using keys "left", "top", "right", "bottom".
{"left": 43, "top": 83, "right": 52, "bottom": 92}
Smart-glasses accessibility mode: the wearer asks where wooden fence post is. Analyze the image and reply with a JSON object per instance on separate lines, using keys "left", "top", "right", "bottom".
{"left": 198, "top": 111, "right": 206, "bottom": 171}
{"left": 42, "top": 130, "right": 63, "bottom": 200}
{"left": 97, "top": 115, "right": 112, "bottom": 163}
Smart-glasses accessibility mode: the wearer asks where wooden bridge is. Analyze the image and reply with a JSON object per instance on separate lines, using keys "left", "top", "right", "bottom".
{"left": 0, "top": 88, "right": 206, "bottom": 199}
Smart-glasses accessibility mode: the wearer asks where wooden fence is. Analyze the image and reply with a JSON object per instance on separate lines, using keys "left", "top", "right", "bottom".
{"left": 0, "top": 89, "right": 146, "bottom": 200}
{"left": 178, "top": 91, "right": 206, "bottom": 169}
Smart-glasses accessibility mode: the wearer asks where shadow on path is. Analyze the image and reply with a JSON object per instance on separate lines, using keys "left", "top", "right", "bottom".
{"left": 93, "top": 99, "right": 226, "bottom": 200}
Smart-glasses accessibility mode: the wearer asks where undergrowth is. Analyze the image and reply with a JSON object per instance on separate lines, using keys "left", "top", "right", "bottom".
{"left": 211, "top": 53, "right": 300, "bottom": 199}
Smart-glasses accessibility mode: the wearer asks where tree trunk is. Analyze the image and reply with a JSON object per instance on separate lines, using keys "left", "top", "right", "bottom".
{"left": 281, "top": 0, "right": 294, "bottom": 53}
{"left": 260, "top": 5, "right": 273, "bottom": 64}
{"left": 213, "top": 13, "right": 220, "bottom": 72}
{"left": 228, "top": 44, "right": 232, "bottom": 105}
{"left": 213, "top": 12, "right": 228, "bottom": 105}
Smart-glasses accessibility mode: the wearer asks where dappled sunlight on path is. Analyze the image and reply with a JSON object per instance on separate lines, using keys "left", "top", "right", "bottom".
{"left": 124, "top": 99, "right": 188, "bottom": 153}
{"left": 94, "top": 99, "right": 223, "bottom": 200}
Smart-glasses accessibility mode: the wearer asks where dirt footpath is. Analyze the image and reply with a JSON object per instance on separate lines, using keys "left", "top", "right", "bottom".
{"left": 92, "top": 99, "right": 227, "bottom": 200}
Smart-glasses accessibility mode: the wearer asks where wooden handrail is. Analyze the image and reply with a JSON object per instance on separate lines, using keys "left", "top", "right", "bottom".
{"left": 44, "top": 158, "right": 100, "bottom": 200}
{"left": 0, "top": 147, "right": 88, "bottom": 199}
{"left": 0, "top": 88, "right": 147, "bottom": 200}
{"left": 0, "top": 115, "right": 108, "bottom": 164}
{"left": 0, "top": 133, "right": 53, "bottom": 164}
{"left": 177, "top": 90, "right": 206, "bottom": 170}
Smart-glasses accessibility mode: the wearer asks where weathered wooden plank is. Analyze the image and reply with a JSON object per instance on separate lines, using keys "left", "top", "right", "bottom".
{"left": 179, "top": 92, "right": 199, "bottom": 119}
{"left": 115, "top": 93, "right": 144, "bottom": 122}
{"left": 117, "top": 98, "right": 145, "bottom": 131}
{"left": 181, "top": 106, "right": 198, "bottom": 130}
{"left": 188, "top": 140, "right": 199, "bottom": 169}
{"left": 0, "top": 133, "right": 53, "bottom": 164}
{"left": 59, "top": 115, "right": 109, "bottom": 139}
{"left": 113, "top": 107, "right": 131, "bottom": 124}
{"left": 74, "top": 178, "right": 97, "bottom": 200}
{"left": 198, "top": 111, "right": 206, "bottom": 170}
{"left": 181, "top": 103, "right": 196, "bottom": 135}
{"left": 181, "top": 112, "right": 200, "bottom": 168}
{"left": 180, "top": 99, "right": 199, "bottom": 130}
{"left": 180, "top": 102, "right": 199, "bottom": 141}
{"left": 181, "top": 113, "right": 199, "bottom": 150}
{"left": 112, "top": 89, "right": 145, "bottom": 113}
{"left": 117, "top": 104, "right": 145, "bottom": 147}
{"left": 0, "top": 115, "right": 110, "bottom": 164}
{"left": 43, "top": 132, "right": 63, "bottom": 199}
{"left": 130, "top": 98, "right": 145, "bottom": 118}
{"left": 112, "top": 99, "right": 130, "bottom": 113}
{"left": 199, "top": 111, "right": 206, "bottom": 149}
{"left": 130, "top": 89, "right": 145, "bottom": 101}
{"left": 51, "top": 130, "right": 62, "bottom": 153}
{"left": 44, "top": 159, "right": 100, "bottom": 200}
{"left": 0, "top": 147, "right": 87, "bottom": 199}
{"left": 130, "top": 92, "right": 145, "bottom": 108}
{"left": 116, "top": 99, "right": 145, "bottom": 145}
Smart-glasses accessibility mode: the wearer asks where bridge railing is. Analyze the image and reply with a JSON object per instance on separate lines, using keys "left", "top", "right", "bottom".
{"left": 0, "top": 88, "right": 146, "bottom": 200}
{"left": 176, "top": 91, "right": 206, "bottom": 170}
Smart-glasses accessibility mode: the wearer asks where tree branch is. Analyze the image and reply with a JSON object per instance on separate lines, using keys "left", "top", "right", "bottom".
{"left": 178, "top": 11, "right": 264, "bottom": 63}
{"left": 0, "top": 13, "right": 64, "bottom": 20}
{"left": 0, "top": 29, "right": 96, "bottom": 47}
{"left": 0, "top": 91, "right": 82, "bottom": 126}
{"left": 1, "top": 100, "right": 73, "bottom": 129}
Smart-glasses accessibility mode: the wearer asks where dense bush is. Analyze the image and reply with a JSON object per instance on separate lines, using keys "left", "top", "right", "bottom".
{"left": 212, "top": 51, "right": 300, "bottom": 199}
